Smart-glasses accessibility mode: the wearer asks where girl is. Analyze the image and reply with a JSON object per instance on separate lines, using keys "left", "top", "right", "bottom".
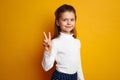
{"left": 42, "top": 4, "right": 84, "bottom": 80}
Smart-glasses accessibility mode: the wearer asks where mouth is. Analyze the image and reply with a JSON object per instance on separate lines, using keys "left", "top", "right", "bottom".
{"left": 65, "top": 26, "right": 72, "bottom": 28}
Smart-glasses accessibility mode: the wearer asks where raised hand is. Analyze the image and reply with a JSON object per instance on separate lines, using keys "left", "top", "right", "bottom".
{"left": 43, "top": 32, "right": 52, "bottom": 53}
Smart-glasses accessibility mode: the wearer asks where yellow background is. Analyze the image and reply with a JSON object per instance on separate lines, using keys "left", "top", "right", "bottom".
{"left": 0, "top": 0, "right": 120, "bottom": 80}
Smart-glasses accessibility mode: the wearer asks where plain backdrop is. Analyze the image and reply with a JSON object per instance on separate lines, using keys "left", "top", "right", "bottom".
{"left": 0, "top": 0, "right": 120, "bottom": 80}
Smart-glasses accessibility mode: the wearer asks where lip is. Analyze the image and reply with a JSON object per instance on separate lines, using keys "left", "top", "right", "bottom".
{"left": 65, "top": 26, "right": 72, "bottom": 28}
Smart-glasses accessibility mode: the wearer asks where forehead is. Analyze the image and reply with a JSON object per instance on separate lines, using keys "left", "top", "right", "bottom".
{"left": 60, "top": 11, "right": 75, "bottom": 19}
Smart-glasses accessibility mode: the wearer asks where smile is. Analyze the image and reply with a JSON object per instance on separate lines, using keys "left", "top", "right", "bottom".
{"left": 65, "top": 26, "right": 72, "bottom": 28}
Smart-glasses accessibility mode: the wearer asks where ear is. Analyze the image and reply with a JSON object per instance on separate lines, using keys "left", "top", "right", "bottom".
{"left": 56, "top": 20, "right": 59, "bottom": 26}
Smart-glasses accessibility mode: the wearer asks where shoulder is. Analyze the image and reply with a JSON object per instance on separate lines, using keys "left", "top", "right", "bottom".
{"left": 75, "top": 38, "right": 81, "bottom": 48}
{"left": 51, "top": 38, "right": 59, "bottom": 43}
{"left": 51, "top": 38, "right": 59, "bottom": 46}
{"left": 75, "top": 38, "right": 81, "bottom": 44}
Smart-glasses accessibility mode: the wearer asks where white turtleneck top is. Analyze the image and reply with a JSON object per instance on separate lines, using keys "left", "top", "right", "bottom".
{"left": 42, "top": 32, "right": 84, "bottom": 80}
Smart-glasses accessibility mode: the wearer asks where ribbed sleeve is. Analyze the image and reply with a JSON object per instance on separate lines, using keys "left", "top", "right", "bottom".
{"left": 42, "top": 40, "right": 57, "bottom": 71}
{"left": 77, "top": 39, "right": 84, "bottom": 80}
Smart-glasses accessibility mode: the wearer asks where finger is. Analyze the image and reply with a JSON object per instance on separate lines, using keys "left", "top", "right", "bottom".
{"left": 44, "top": 39, "right": 48, "bottom": 43}
{"left": 43, "top": 42, "right": 46, "bottom": 46}
{"left": 43, "top": 32, "right": 48, "bottom": 40}
{"left": 43, "top": 42, "right": 48, "bottom": 47}
{"left": 48, "top": 32, "right": 51, "bottom": 41}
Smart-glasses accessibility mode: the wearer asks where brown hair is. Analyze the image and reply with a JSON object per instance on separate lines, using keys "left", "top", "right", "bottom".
{"left": 52, "top": 4, "right": 77, "bottom": 39}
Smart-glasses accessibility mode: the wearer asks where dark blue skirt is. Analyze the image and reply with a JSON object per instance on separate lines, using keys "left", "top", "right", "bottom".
{"left": 51, "top": 70, "right": 77, "bottom": 80}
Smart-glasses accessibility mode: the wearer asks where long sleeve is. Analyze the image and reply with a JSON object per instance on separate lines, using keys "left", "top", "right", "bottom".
{"left": 77, "top": 54, "right": 84, "bottom": 80}
{"left": 77, "top": 39, "right": 85, "bottom": 80}
{"left": 42, "top": 40, "right": 57, "bottom": 71}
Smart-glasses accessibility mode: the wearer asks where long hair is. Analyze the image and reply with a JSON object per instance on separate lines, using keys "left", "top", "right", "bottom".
{"left": 52, "top": 4, "right": 77, "bottom": 39}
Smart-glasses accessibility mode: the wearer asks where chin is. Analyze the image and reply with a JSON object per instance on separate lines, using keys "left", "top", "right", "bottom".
{"left": 66, "top": 29, "right": 73, "bottom": 32}
{"left": 65, "top": 30, "right": 73, "bottom": 33}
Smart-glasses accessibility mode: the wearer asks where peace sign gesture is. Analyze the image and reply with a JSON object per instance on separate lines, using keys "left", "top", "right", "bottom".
{"left": 43, "top": 32, "right": 52, "bottom": 53}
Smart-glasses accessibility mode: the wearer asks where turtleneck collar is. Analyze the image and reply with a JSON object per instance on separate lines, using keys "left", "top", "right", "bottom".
{"left": 59, "top": 32, "right": 74, "bottom": 38}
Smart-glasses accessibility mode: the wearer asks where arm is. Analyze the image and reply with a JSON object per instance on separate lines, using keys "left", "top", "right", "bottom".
{"left": 77, "top": 53, "right": 84, "bottom": 80}
{"left": 42, "top": 40, "right": 57, "bottom": 71}
{"left": 77, "top": 39, "right": 85, "bottom": 80}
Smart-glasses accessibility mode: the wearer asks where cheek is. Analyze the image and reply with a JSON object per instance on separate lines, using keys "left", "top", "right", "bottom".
{"left": 59, "top": 22, "right": 66, "bottom": 26}
{"left": 72, "top": 22, "right": 76, "bottom": 26}
{"left": 72, "top": 21, "right": 75, "bottom": 24}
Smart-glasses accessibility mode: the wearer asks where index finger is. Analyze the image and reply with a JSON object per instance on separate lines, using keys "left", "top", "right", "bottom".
{"left": 43, "top": 32, "right": 48, "bottom": 40}
{"left": 48, "top": 32, "right": 51, "bottom": 41}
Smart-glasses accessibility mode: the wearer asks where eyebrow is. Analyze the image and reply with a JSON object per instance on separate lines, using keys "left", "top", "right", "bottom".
{"left": 61, "top": 17, "right": 75, "bottom": 19}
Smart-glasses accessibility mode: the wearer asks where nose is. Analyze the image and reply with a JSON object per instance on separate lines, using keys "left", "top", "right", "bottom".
{"left": 67, "top": 20, "right": 71, "bottom": 25}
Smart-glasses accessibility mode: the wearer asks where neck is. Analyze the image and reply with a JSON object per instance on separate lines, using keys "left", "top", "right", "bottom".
{"left": 60, "top": 32, "right": 73, "bottom": 37}
{"left": 60, "top": 31, "right": 71, "bottom": 34}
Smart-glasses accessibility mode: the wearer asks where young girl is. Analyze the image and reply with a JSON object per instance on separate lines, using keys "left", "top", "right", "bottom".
{"left": 42, "top": 4, "right": 84, "bottom": 80}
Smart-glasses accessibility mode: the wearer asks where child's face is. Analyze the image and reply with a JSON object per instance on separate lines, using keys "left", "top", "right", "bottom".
{"left": 56, "top": 11, "right": 76, "bottom": 34}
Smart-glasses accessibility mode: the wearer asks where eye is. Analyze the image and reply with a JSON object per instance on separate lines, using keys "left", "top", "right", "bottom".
{"left": 63, "top": 19, "right": 67, "bottom": 21}
{"left": 71, "top": 19, "right": 75, "bottom": 21}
